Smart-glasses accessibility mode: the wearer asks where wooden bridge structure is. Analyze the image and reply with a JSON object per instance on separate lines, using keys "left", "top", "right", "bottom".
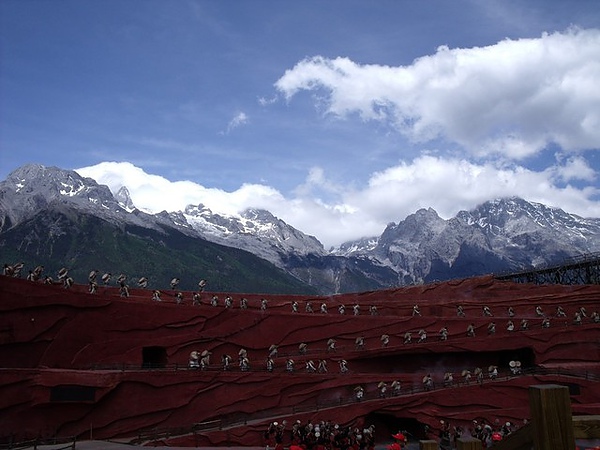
{"left": 496, "top": 252, "right": 600, "bottom": 285}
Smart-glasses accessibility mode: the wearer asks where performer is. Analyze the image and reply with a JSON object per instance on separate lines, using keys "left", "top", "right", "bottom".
{"left": 506, "top": 320, "right": 515, "bottom": 332}
{"left": 286, "top": 358, "right": 295, "bottom": 372}
{"left": 378, "top": 381, "right": 387, "bottom": 398}
{"left": 439, "top": 326, "right": 449, "bottom": 341}
{"left": 443, "top": 372, "right": 453, "bottom": 387}
{"left": 317, "top": 359, "right": 327, "bottom": 373}
{"left": 268, "top": 344, "right": 278, "bottom": 358}
{"left": 188, "top": 351, "right": 200, "bottom": 369}
{"left": 381, "top": 334, "right": 390, "bottom": 347}
{"left": 422, "top": 374, "right": 434, "bottom": 391}
{"left": 461, "top": 369, "right": 472, "bottom": 384}
{"left": 466, "top": 323, "right": 475, "bottom": 337}
{"left": 355, "top": 336, "right": 365, "bottom": 350}
{"left": 339, "top": 359, "right": 349, "bottom": 373}
{"left": 327, "top": 338, "right": 337, "bottom": 352}
{"left": 221, "top": 354, "right": 231, "bottom": 371}
{"left": 391, "top": 380, "right": 401, "bottom": 396}
{"left": 200, "top": 350, "right": 211, "bottom": 370}
{"left": 388, "top": 432, "right": 407, "bottom": 449}
{"left": 354, "top": 385, "right": 364, "bottom": 402}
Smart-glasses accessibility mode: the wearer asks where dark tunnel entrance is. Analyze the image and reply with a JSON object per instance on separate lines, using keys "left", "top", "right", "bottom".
{"left": 353, "top": 347, "right": 536, "bottom": 374}
{"left": 364, "top": 413, "right": 428, "bottom": 444}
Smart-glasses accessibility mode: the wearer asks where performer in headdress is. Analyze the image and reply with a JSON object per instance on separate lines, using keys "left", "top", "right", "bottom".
{"left": 327, "top": 338, "right": 337, "bottom": 352}
{"left": 188, "top": 351, "right": 200, "bottom": 369}
{"left": 381, "top": 334, "right": 390, "bottom": 347}
{"left": 354, "top": 385, "right": 364, "bottom": 402}
{"left": 388, "top": 432, "right": 407, "bottom": 449}
{"left": 200, "top": 350, "right": 211, "bottom": 370}
{"left": 286, "top": 358, "right": 294, "bottom": 372}
{"left": 378, "top": 381, "right": 387, "bottom": 398}
{"left": 339, "top": 359, "right": 349, "bottom": 373}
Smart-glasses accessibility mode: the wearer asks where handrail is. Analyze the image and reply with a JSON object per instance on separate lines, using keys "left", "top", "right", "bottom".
{"left": 86, "top": 361, "right": 600, "bottom": 382}
{"left": 0, "top": 436, "right": 76, "bottom": 450}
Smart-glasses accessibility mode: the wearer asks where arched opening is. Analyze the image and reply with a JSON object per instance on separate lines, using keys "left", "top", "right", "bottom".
{"left": 142, "top": 346, "right": 167, "bottom": 368}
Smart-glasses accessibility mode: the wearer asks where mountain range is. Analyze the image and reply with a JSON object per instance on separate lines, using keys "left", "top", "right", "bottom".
{"left": 1, "top": 163, "right": 599, "bottom": 294}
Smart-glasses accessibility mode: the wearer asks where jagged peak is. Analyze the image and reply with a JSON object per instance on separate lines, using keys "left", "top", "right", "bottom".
{"left": 4, "top": 163, "right": 107, "bottom": 199}
{"left": 457, "top": 196, "right": 584, "bottom": 233}
{"left": 7, "top": 163, "right": 48, "bottom": 179}
{"left": 241, "top": 207, "right": 278, "bottom": 222}
{"left": 115, "top": 186, "right": 136, "bottom": 212}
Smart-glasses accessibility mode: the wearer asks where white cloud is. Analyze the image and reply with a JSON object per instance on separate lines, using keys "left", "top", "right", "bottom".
{"left": 224, "top": 111, "right": 249, "bottom": 134}
{"left": 76, "top": 161, "right": 283, "bottom": 216}
{"left": 551, "top": 155, "right": 596, "bottom": 183}
{"left": 76, "top": 160, "right": 600, "bottom": 249}
{"left": 275, "top": 28, "right": 600, "bottom": 159}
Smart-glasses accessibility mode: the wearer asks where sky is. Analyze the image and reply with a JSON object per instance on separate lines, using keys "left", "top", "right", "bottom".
{"left": 1, "top": 0, "right": 600, "bottom": 249}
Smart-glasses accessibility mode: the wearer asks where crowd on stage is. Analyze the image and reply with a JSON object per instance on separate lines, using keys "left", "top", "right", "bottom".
{"left": 264, "top": 419, "right": 379, "bottom": 450}
{"left": 262, "top": 416, "right": 525, "bottom": 450}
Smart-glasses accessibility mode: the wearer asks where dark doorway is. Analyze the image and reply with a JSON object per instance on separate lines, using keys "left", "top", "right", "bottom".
{"left": 50, "top": 385, "right": 96, "bottom": 402}
{"left": 142, "top": 346, "right": 167, "bottom": 368}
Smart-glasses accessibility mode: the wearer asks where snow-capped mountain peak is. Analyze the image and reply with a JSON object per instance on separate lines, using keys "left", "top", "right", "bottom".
{"left": 179, "top": 204, "right": 325, "bottom": 265}
{"left": 2, "top": 164, "right": 599, "bottom": 293}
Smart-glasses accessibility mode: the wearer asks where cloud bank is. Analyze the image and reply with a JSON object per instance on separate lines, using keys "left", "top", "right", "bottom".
{"left": 77, "top": 157, "right": 599, "bottom": 249}
{"left": 275, "top": 28, "right": 600, "bottom": 160}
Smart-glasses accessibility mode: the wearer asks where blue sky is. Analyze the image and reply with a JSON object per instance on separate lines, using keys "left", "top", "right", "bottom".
{"left": 1, "top": 0, "right": 599, "bottom": 248}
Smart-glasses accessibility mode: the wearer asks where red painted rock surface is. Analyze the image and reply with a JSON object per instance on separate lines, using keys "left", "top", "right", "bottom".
{"left": 0, "top": 275, "right": 599, "bottom": 445}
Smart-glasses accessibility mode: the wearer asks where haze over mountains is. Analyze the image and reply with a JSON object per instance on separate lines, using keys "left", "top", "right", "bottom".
{"left": 1, "top": 164, "right": 599, "bottom": 294}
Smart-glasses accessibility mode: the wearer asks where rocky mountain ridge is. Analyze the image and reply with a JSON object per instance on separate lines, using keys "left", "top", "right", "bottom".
{"left": 1, "top": 163, "right": 599, "bottom": 293}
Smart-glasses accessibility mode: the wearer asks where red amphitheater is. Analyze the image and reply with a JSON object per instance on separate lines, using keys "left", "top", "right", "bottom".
{"left": 0, "top": 265, "right": 599, "bottom": 448}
